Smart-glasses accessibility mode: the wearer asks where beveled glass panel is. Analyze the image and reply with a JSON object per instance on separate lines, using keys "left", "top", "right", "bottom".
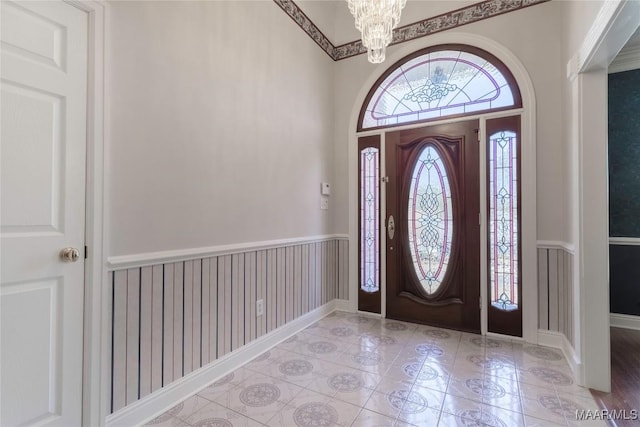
{"left": 361, "top": 49, "right": 516, "bottom": 129}
{"left": 360, "top": 147, "right": 379, "bottom": 293}
{"left": 407, "top": 145, "right": 453, "bottom": 294}
{"left": 489, "top": 131, "right": 519, "bottom": 311}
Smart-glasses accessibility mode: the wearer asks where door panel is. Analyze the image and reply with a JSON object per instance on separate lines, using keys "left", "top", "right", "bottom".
{"left": 1, "top": 1, "right": 87, "bottom": 425}
{"left": 386, "top": 120, "right": 480, "bottom": 332}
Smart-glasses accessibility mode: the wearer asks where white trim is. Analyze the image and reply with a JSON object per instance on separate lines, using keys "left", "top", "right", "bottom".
{"left": 380, "top": 132, "right": 387, "bottom": 319}
{"left": 609, "top": 237, "right": 640, "bottom": 246}
{"left": 569, "top": 0, "right": 640, "bottom": 393}
{"left": 610, "top": 313, "right": 640, "bottom": 330}
{"left": 537, "top": 330, "right": 584, "bottom": 386}
{"left": 479, "top": 117, "right": 488, "bottom": 336}
{"left": 65, "top": 1, "right": 108, "bottom": 426}
{"left": 348, "top": 32, "right": 538, "bottom": 343}
{"left": 334, "top": 299, "right": 352, "bottom": 312}
{"left": 356, "top": 310, "right": 382, "bottom": 318}
{"left": 486, "top": 331, "right": 524, "bottom": 342}
{"left": 107, "top": 234, "right": 350, "bottom": 270}
{"left": 537, "top": 329, "right": 564, "bottom": 348}
{"left": 537, "top": 240, "right": 576, "bottom": 253}
{"left": 106, "top": 302, "right": 337, "bottom": 427}
{"left": 355, "top": 108, "right": 525, "bottom": 137}
{"left": 569, "top": 0, "right": 627, "bottom": 79}
{"left": 609, "top": 45, "right": 640, "bottom": 74}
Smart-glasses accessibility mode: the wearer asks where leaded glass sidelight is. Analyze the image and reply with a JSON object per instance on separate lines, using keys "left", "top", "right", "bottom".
{"left": 360, "top": 147, "right": 380, "bottom": 293}
{"left": 407, "top": 145, "right": 453, "bottom": 295}
{"left": 489, "top": 131, "right": 519, "bottom": 311}
{"left": 360, "top": 48, "right": 520, "bottom": 130}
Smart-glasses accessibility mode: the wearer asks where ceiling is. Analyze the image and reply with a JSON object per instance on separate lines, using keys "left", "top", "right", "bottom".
{"left": 295, "top": 0, "right": 477, "bottom": 46}
{"left": 622, "top": 26, "right": 640, "bottom": 52}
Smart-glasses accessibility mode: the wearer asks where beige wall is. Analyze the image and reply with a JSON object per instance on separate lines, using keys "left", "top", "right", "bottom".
{"left": 332, "top": 0, "right": 566, "bottom": 242}
{"left": 561, "top": 0, "right": 606, "bottom": 246}
{"left": 108, "top": 1, "right": 336, "bottom": 257}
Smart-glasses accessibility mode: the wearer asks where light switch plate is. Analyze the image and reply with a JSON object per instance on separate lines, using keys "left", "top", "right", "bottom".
{"left": 320, "top": 197, "right": 329, "bottom": 210}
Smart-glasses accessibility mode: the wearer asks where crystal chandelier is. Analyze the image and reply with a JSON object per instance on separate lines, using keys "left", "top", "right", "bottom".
{"left": 347, "top": 0, "right": 407, "bottom": 64}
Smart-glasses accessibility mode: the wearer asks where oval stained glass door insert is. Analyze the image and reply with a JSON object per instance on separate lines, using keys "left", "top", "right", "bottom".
{"left": 407, "top": 145, "right": 453, "bottom": 295}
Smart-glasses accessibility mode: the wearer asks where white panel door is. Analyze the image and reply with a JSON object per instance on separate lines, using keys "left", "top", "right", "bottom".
{"left": 1, "top": 1, "right": 87, "bottom": 426}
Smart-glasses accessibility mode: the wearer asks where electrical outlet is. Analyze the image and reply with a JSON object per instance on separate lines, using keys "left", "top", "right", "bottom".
{"left": 256, "top": 299, "right": 264, "bottom": 316}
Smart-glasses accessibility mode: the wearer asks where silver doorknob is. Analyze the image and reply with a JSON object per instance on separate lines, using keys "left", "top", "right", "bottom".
{"left": 60, "top": 247, "right": 80, "bottom": 263}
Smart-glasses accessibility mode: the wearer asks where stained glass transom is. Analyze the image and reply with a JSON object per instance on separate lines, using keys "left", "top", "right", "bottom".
{"left": 361, "top": 49, "right": 517, "bottom": 129}
{"left": 489, "top": 131, "right": 519, "bottom": 311}
{"left": 360, "top": 147, "right": 380, "bottom": 293}
{"left": 407, "top": 145, "right": 453, "bottom": 295}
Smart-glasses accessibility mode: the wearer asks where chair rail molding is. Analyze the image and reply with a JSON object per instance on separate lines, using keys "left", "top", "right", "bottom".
{"left": 107, "top": 234, "right": 350, "bottom": 270}
{"left": 609, "top": 237, "right": 640, "bottom": 246}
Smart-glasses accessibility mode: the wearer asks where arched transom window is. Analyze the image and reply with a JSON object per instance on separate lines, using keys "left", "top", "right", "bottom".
{"left": 358, "top": 45, "right": 522, "bottom": 131}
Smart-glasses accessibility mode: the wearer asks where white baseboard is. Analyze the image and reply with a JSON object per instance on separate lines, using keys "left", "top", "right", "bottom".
{"left": 106, "top": 301, "right": 338, "bottom": 427}
{"left": 610, "top": 312, "right": 640, "bottom": 330}
{"left": 537, "top": 329, "right": 563, "bottom": 348}
{"left": 334, "top": 299, "right": 353, "bottom": 312}
{"left": 537, "top": 330, "right": 584, "bottom": 386}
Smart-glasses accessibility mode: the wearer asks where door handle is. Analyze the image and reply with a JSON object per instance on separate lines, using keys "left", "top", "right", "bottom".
{"left": 60, "top": 247, "right": 80, "bottom": 263}
{"left": 388, "top": 215, "right": 395, "bottom": 240}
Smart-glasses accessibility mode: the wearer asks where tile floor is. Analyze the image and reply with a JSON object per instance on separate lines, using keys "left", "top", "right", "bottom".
{"left": 145, "top": 312, "right": 606, "bottom": 427}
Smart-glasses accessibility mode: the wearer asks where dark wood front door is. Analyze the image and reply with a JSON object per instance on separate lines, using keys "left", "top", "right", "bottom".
{"left": 386, "top": 120, "right": 480, "bottom": 332}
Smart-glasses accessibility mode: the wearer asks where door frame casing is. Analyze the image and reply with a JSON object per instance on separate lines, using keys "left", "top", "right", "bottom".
{"left": 566, "top": 0, "right": 640, "bottom": 392}
{"left": 64, "top": 1, "right": 108, "bottom": 425}
{"left": 347, "top": 32, "right": 538, "bottom": 343}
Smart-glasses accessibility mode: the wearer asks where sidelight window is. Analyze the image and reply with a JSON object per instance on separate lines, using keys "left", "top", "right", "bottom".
{"left": 488, "top": 130, "right": 519, "bottom": 311}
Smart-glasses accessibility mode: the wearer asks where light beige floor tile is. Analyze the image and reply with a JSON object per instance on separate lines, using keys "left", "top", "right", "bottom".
{"left": 143, "top": 414, "right": 189, "bottom": 426}
{"left": 267, "top": 389, "right": 360, "bottom": 427}
{"left": 482, "top": 403, "right": 526, "bottom": 426}
{"left": 226, "top": 377, "right": 303, "bottom": 424}
{"left": 305, "top": 371, "right": 376, "bottom": 406}
{"left": 364, "top": 390, "right": 404, "bottom": 419}
{"left": 168, "top": 394, "right": 212, "bottom": 421}
{"left": 396, "top": 406, "right": 441, "bottom": 425}
{"left": 146, "top": 316, "right": 604, "bottom": 427}
{"left": 524, "top": 414, "right": 567, "bottom": 426}
{"left": 186, "top": 401, "right": 264, "bottom": 427}
{"left": 522, "top": 395, "right": 570, "bottom": 425}
{"left": 441, "top": 393, "right": 483, "bottom": 417}
{"left": 409, "top": 383, "right": 446, "bottom": 411}
{"left": 351, "top": 408, "right": 400, "bottom": 427}
{"left": 446, "top": 376, "right": 484, "bottom": 403}
{"left": 437, "top": 411, "right": 470, "bottom": 426}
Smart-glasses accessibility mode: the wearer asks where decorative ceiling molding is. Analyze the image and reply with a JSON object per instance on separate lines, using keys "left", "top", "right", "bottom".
{"left": 275, "top": 0, "right": 551, "bottom": 62}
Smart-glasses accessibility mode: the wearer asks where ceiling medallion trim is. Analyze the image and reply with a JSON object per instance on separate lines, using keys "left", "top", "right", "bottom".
{"left": 275, "top": 0, "right": 550, "bottom": 62}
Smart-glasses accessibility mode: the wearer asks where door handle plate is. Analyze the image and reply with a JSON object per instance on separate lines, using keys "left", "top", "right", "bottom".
{"left": 388, "top": 215, "right": 395, "bottom": 240}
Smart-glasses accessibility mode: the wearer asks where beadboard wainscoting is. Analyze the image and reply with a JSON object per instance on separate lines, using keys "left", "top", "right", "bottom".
{"left": 536, "top": 243, "right": 581, "bottom": 381}
{"left": 537, "top": 245, "right": 575, "bottom": 346}
{"left": 108, "top": 238, "right": 348, "bottom": 414}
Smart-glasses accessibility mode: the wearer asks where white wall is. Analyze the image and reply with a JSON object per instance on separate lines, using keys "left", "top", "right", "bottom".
{"left": 108, "top": 1, "right": 336, "bottom": 257}
{"left": 332, "top": 0, "right": 566, "bottom": 242}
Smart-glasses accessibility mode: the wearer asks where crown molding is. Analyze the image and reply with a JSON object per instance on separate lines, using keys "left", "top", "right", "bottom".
{"left": 275, "top": 0, "right": 551, "bottom": 62}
